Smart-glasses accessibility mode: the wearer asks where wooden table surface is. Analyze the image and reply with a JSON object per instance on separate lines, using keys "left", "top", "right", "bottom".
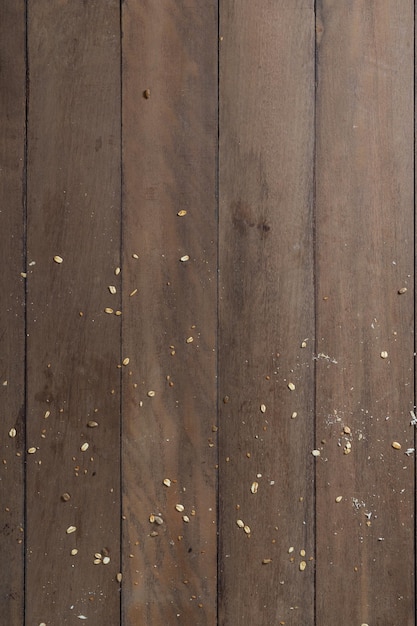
{"left": 0, "top": 1, "right": 415, "bottom": 624}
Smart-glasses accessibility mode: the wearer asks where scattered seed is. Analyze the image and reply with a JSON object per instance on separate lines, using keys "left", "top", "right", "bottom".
{"left": 288, "top": 382, "right": 296, "bottom": 391}
{"left": 163, "top": 478, "right": 172, "bottom": 487}
{"left": 182, "top": 515, "right": 190, "bottom": 523}
{"left": 180, "top": 255, "right": 190, "bottom": 262}
{"left": 380, "top": 351, "right": 388, "bottom": 359}
{"left": 262, "top": 558, "right": 272, "bottom": 564}
{"left": 71, "top": 549, "right": 78, "bottom": 555}
{"left": 186, "top": 336, "right": 194, "bottom": 344}
{"left": 147, "top": 390, "right": 155, "bottom": 397}
{"left": 335, "top": 496, "right": 343, "bottom": 503}
{"left": 300, "top": 549, "right": 306, "bottom": 557}
{"left": 177, "top": 210, "right": 187, "bottom": 217}
{"left": 104, "top": 308, "right": 114, "bottom": 314}
{"left": 175, "top": 504, "right": 185, "bottom": 512}
{"left": 311, "top": 449, "right": 320, "bottom": 457}
{"left": 122, "top": 357, "right": 130, "bottom": 366}
{"left": 143, "top": 89, "right": 151, "bottom": 99}
{"left": 53, "top": 255, "right": 63, "bottom": 264}
{"left": 94, "top": 558, "right": 102, "bottom": 564}
{"left": 392, "top": 441, "right": 402, "bottom": 450}
{"left": 27, "top": 447, "right": 37, "bottom": 454}
{"left": 66, "top": 526, "right": 77, "bottom": 534}
{"left": 132, "top": 253, "right": 139, "bottom": 259}
{"left": 398, "top": 287, "right": 407, "bottom": 294}
{"left": 129, "top": 289, "right": 138, "bottom": 297}
{"left": 115, "top": 267, "right": 121, "bottom": 275}
{"left": 8, "top": 428, "right": 16, "bottom": 438}
{"left": 243, "top": 525, "right": 251, "bottom": 535}
{"left": 260, "top": 404, "right": 266, "bottom": 413}
{"left": 115, "top": 310, "right": 122, "bottom": 316}
{"left": 149, "top": 514, "right": 155, "bottom": 523}
{"left": 44, "top": 411, "right": 50, "bottom": 418}
{"left": 87, "top": 420, "right": 98, "bottom": 428}
{"left": 61, "top": 493, "right": 71, "bottom": 502}
{"left": 223, "top": 396, "right": 230, "bottom": 404}
{"left": 80, "top": 442, "right": 89, "bottom": 452}
{"left": 236, "top": 519, "right": 244, "bottom": 528}
{"left": 103, "top": 556, "right": 111, "bottom": 565}
{"left": 343, "top": 426, "right": 351, "bottom": 435}
{"left": 288, "top": 547, "right": 294, "bottom": 553}
{"left": 299, "top": 561, "right": 307, "bottom": 571}
{"left": 116, "top": 573, "right": 123, "bottom": 582}
{"left": 301, "top": 341, "right": 307, "bottom": 348}
{"left": 250, "top": 481, "right": 259, "bottom": 494}
{"left": 291, "top": 412, "right": 297, "bottom": 419}
{"left": 154, "top": 515, "right": 164, "bottom": 525}
{"left": 108, "top": 285, "right": 116, "bottom": 294}
{"left": 21, "top": 272, "right": 27, "bottom": 278}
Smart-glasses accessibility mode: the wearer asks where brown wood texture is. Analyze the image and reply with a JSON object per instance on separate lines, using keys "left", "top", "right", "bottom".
{"left": 315, "top": 2, "right": 415, "bottom": 624}
{"left": 121, "top": 0, "right": 218, "bottom": 623}
{"left": 2, "top": 2, "right": 417, "bottom": 625}
{"left": 0, "top": 2, "right": 26, "bottom": 623}
{"left": 25, "top": 1, "right": 122, "bottom": 624}
{"left": 219, "top": 2, "right": 316, "bottom": 624}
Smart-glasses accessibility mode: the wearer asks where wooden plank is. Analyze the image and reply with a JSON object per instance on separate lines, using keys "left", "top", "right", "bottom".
{"left": 218, "top": 2, "right": 315, "bottom": 624}
{"left": 121, "top": 1, "right": 218, "bottom": 623}
{"left": 25, "top": 2, "right": 121, "bottom": 623}
{"left": 315, "top": 2, "right": 415, "bottom": 624}
{"left": 0, "top": 2, "right": 26, "bottom": 623}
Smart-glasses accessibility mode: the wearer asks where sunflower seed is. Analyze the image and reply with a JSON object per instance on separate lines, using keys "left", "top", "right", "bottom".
{"left": 180, "top": 255, "right": 190, "bottom": 262}
{"left": 250, "top": 481, "right": 259, "bottom": 494}
{"left": 87, "top": 420, "right": 98, "bottom": 428}
{"left": 108, "top": 285, "right": 116, "bottom": 294}
{"left": 288, "top": 382, "right": 295, "bottom": 391}
{"left": 177, "top": 210, "right": 187, "bottom": 217}
{"left": 175, "top": 504, "right": 185, "bottom": 512}
{"left": 243, "top": 525, "right": 251, "bottom": 535}
{"left": 163, "top": 478, "right": 171, "bottom": 487}
{"left": 116, "top": 573, "right": 123, "bottom": 582}
{"left": 71, "top": 549, "right": 78, "bottom": 555}
{"left": 104, "top": 308, "right": 114, "bottom": 314}
{"left": 380, "top": 351, "right": 388, "bottom": 359}
{"left": 398, "top": 287, "right": 407, "bottom": 294}
{"left": 236, "top": 519, "right": 244, "bottom": 528}
{"left": 299, "top": 561, "right": 307, "bottom": 571}
{"left": 186, "top": 336, "right": 194, "bottom": 343}
{"left": 80, "top": 442, "right": 89, "bottom": 452}
{"left": 182, "top": 515, "right": 190, "bottom": 523}
{"left": 53, "top": 255, "right": 63, "bottom": 264}
{"left": 8, "top": 428, "right": 16, "bottom": 438}
{"left": 311, "top": 449, "right": 320, "bottom": 457}
{"left": 392, "top": 441, "right": 401, "bottom": 450}
{"left": 103, "top": 556, "right": 110, "bottom": 564}
{"left": 61, "top": 493, "right": 71, "bottom": 502}
{"left": 335, "top": 495, "right": 343, "bottom": 503}
{"left": 66, "top": 526, "right": 77, "bottom": 534}
{"left": 122, "top": 357, "right": 130, "bottom": 366}
{"left": 147, "top": 390, "right": 155, "bottom": 397}
{"left": 262, "top": 559, "right": 272, "bottom": 564}
{"left": 28, "top": 447, "right": 36, "bottom": 454}
{"left": 260, "top": 404, "right": 266, "bottom": 413}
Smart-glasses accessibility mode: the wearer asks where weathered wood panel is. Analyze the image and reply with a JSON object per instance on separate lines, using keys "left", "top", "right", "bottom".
{"left": 25, "top": 1, "right": 121, "bottom": 623}
{"left": 0, "top": 2, "right": 26, "bottom": 624}
{"left": 315, "top": 2, "right": 415, "bottom": 624}
{"left": 121, "top": 1, "right": 218, "bottom": 623}
{"left": 219, "top": 2, "right": 316, "bottom": 624}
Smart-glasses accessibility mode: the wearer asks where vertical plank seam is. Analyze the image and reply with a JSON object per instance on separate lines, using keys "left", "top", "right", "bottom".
{"left": 23, "top": 1, "right": 29, "bottom": 622}
{"left": 216, "top": 0, "right": 220, "bottom": 623}
{"left": 413, "top": 5, "right": 417, "bottom": 622}
{"left": 119, "top": 1, "right": 124, "bottom": 624}
{"left": 313, "top": 1, "right": 318, "bottom": 625}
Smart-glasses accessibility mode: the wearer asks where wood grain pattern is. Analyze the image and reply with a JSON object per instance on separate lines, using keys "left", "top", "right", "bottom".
{"left": 121, "top": 1, "right": 218, "bottom": 623}
{"left": 25, "top": 1, "right": 121, "bottom": 623}
{"left": 0, "top": 3, "right": 26, "bottom": 624}
{"left": 219, "top": 2, "right": 315, "bottom": 624}
{"left": 315, "top": 2, "right": 415, "bottom": 624}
